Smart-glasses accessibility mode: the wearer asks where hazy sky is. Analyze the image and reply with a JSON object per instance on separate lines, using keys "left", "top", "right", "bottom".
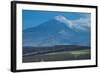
{"left": 22, "top": 10, "right": 91, "bottom": 30}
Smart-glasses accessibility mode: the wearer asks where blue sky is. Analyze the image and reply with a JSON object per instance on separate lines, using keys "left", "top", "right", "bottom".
{"left": 22, "top": 10, "right": 90, "bottom": 30}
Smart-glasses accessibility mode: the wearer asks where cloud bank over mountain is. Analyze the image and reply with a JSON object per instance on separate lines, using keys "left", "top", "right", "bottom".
{"left": 55, "top": 14, "right": 90, "bottom": 31}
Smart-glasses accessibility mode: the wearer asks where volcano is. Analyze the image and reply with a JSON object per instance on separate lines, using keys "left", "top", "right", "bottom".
{"left": 23, "top": 15, "right": 90, "bottom": 47}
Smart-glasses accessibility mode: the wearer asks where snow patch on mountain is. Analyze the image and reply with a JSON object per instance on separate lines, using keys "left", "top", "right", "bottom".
{"left": 58, "top": 30, "right": 67, "bottom": 35}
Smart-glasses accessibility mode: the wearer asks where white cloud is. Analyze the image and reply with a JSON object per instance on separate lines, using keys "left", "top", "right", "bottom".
{"left": 72, "top": 14, "right": 90, "bottom": 31}
{"left": 55, "top": 14, "right": 90, "bottom": 31}
{"left": 55, "top": 15, "right": 73, "bottom": 28}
